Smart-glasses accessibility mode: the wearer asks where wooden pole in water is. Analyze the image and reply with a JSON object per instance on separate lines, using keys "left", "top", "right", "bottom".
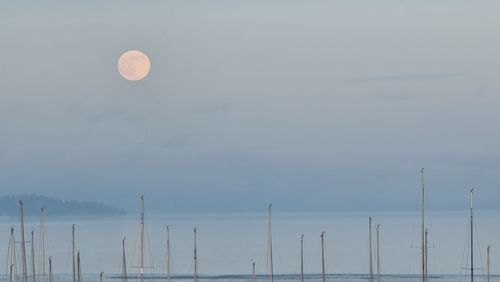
{"left": 267, "top": 204, "right": 273, "bottom": 282}
{"left": 31, "top": 229, "right": 36, "bottom": 282}
{"left": 100, "top": 272, "right": 104, "bottom": 282}
{"left": 77, "top": 251, "right": 81, "bottom": 282}
{"left": 321, "top": 231, "right": 326, "bottom": 282}
{"left": 369, "top": 217, "right": 373, "bottom": 282}
{"left": 8, "top": 226, "right": 17, "bottom": 282}
{"left": 486, "top": 246, "right": 491, "bottom": 282}
{"left": 193, "top": 228, "right": 198, "bottom": 282}
{"left": 376, "top": 224, "right": 381, "bottom": 282}
{"left": 40, "top": 208, "right": 46, "bottom": 282}
{"left": 487, "top": 246, "right": 491, "bottom": 282}
{"left": 300, "top": 234, "right": 304, "bottom": 282}
{"left": 252, "top": 261, "right": 256, "bottom": 282}
{"left": 140, "top": 196, "right": 145, "bottom": 282}
{"left": 72, "top": 224, "right": 76, "bottom": 282}
{"left": 122, "top": 237, "right": 127, "bottom": 282}
{"left": 10, "top": 264, "right": 14, "bottom": 282}
{"left": 48, "top": 257, "right": 53, "bottom": 282}
{"left": 470, "top": 189, "right": 474, "bottom": 282}
{"left": 166, "top": 226, "right": 171, "bottom": 282}
{"left": 420, "top": 168, "right": 426, "bottom": 282}
{"left": 20, "top": 201, "right": 28, "bottom": 282}
{"left": 424, "top": 229, "right": 428, "bottom": 279}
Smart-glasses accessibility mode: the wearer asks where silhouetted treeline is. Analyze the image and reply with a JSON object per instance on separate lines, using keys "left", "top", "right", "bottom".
{"left": 0, "top": 194, "right": 125, "bottom": 217}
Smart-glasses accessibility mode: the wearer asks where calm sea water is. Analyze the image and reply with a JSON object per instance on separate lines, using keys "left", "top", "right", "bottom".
{"left": 1, "top": 211, "right": 499, "bottom": 281}
{"left": 2, "top": 273, "right": 499, "bottom": 282}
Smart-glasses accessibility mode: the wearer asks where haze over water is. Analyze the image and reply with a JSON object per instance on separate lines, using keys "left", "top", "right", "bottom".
{"left": 1, "top": 210, "right": 499, "bottom": 281}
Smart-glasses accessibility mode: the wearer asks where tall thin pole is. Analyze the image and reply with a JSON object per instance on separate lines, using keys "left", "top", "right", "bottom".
{"left": 72, "top": 224, "right": 76, "bottom": 282}
{"left": 424, "top": 229, "right": 428, "bottom": 279}
{"left": 8, "top": 225, "right": 17, "bottom": 282}
{"left": 300, "top": 235, "right": 304, "bottom": 282}
{"left": 166, "top": 226, "right": 171, "bottom": 282}
{"left": 19, "top": 201, "right": 28, "bottom": 282}
{"left": 369, "top": 217, "right": 373, "bottom": 282}
{"left": 40, "top": 208, "right": 46, "bottom": 282}
{"left": 376, "top": 224, "right": 381, "bottom": 282}
{"left": 420, "top": 168, "right": 426, "bottom": 282}
{"left": 252, "top": 261, "right": 256, "bottom": 282}
{"left": 100, "top": 272, "right": 104, "bottom": 282}
{"left": 320, "top": 231, "right": 326, "bottom": 282}
{"left": 48, "top": 257, "right": 53, "bottom": 282}
{"left": 193, "top": 228, "right": 198, "bottom": 282}
{"left": 31, "top": 229, "right": 36, "bottom": 282}
{"left": 487, "top": 246, "right": 491, "bottom": 282}
{"left": 10, "top": 264, "right": 14, "bottom": 282}
{"left": 470, "top": 189, "right": 474, "bottom": 282}
{"left": 77, "top": 251, "right": 81, "bottom": 282}
{"left": 267, "top": 204, "right": 273, "bottom": 282}
{"left": 122, "top": 237, "right": 127, "bottom": 282}
{"left": 140, "top": 195, "right": 145, "bottom": 282}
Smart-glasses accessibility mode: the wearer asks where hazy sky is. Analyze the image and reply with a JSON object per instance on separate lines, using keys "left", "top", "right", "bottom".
{"left": 1, "top": 0, "right": 499, "bottom": 213}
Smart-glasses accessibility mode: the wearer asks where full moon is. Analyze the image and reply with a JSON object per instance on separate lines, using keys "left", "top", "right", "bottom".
{"left": 117, "top": 50, "right": 150, "bottom": 81}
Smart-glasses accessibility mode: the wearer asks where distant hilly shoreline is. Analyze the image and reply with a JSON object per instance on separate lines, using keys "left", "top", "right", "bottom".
{"left": 0, "top": 194, "right": 126, "bottom": 217}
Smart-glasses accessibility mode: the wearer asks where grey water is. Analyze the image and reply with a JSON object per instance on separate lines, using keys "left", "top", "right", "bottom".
{"left": 1, "top": 211, "right": 499, "bottom": 281}
{"left": 3, "top": 273, "right": 500, "bottom": 282}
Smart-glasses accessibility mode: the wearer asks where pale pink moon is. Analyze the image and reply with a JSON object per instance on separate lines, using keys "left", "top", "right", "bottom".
{"left": 117, "top": 50, "right": 150, "bottom": 81}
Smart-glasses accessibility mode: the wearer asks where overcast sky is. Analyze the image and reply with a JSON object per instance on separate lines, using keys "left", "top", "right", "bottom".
{"left": 1, "top": 0, "right": 499, "bottom": 213}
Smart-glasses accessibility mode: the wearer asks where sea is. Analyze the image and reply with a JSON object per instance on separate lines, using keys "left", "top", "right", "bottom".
{"left": 0, "top": 210, "right": 499, "bottom": 281}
